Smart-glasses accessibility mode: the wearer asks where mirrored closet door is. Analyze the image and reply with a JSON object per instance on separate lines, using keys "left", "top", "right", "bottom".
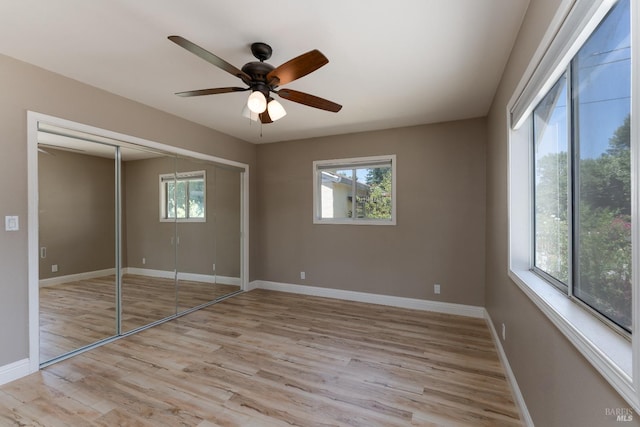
{"left": 209, "top": 166, "right": 242, "bottom": 298}
{"left": 38, "top": 137, "right": 118, "bottom": 362}
{"left": 175, "top": 158, "right": 243, "bottom": 314}
{"left": 36, "top": 122, "right": 244, "bottom": 366}
{"left": 121, "top": 148, "right": 178, "bottom": 333}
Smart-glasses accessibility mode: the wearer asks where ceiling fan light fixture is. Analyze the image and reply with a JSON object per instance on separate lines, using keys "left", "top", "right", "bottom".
{"left": 267, "top": 99, "right": 287, "bottom": 121}
{"left": 247, "top": 90, "right": 267, "bottom": 113}
{"left": 241, "top": 104, "right": 259, "bottom": 121}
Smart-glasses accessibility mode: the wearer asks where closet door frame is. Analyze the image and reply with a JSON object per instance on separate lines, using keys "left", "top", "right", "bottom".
{"left": 26, "top": 111, "right": 249, "bottom": 372}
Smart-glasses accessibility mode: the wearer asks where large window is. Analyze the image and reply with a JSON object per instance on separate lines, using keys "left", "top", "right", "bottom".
{"left": 532, "top": 0, "right": 631, "bottom": 333}
{"left": 508, "top": 0, "right": 636, "bottom": 410}
{"left": 160, "top": 171, "right": 206, "bottom": 221}
{"left": 313, "top": 155, "right": 396, "bottom": 225}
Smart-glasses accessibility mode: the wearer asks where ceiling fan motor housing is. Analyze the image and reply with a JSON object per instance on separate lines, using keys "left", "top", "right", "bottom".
{"left": 241, "top": 61, "right": 277, "bottom": 95}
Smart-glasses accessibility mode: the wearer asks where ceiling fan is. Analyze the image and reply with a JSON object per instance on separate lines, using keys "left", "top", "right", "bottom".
{"left": 168, "top": 36, "right": 342, "bottom": 123}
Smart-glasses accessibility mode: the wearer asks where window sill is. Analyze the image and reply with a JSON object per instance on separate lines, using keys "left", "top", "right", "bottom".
{"left": 159, "top": 218, "right": 206, "bottom": 223}
{"left": 313, "top": 218, "right": 396, "bottom": 226}
{"left": 508, "top": 267, "right": 637, "bottom": 409}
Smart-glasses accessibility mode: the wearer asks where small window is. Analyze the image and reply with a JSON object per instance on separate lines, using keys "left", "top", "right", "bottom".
{"left": 313, "top": 155, "right": 396, "bottom": 225}
{"left": 160, "top": 170, "right": 205, "bottom": 222}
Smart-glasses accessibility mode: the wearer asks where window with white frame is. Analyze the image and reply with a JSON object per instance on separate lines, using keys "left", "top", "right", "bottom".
{"left": 160, "top": 171, "right": 206, "bottom": 221}
{"left": 533, "top": 0, "right": 631, "bottom": 332}
{"left": 313, "top": 155, "right": 396, "bottom": 225}
{"left": 508, "top": 0, "right": 637, "bottom": 409}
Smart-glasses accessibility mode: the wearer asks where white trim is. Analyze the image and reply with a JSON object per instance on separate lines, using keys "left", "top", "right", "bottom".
{"left": 248, "top": 280, "right": 485, "bottom": 318}
{"left": 37, "top": 267, "right": 242, "bottom": 287}
{"left": 27, "top": 110, "right": 250, "bottom": 370}
{"left": 124, "top": 267, "right": 241, "bottom": 286}
{"left": 313, "top": 154, "right": 397, "bottom": 226}
{"left": 32, "top": 113, "right": 249, "bottom": 170}
{"left": 630, "top": 0, "right": 640, "bottom": 391}
{"left": 124, "top": 267, "right": 174, "bottom": 279}
{"left": 484, "top": 311, "right": 534, "bottom": 427}
{"left": 39, "top": 268, "right": 117, "bottom": 288}
{"left": 0, "top": 359, "right": 31, "bottom": 386}
{"left": 27, "top": 113, "right": 40, "bottom": 375}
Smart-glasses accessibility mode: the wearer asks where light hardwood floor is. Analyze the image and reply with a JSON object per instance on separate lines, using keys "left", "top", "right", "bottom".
{"left": 3, "top": 289, "right": 522, "bottom": 426}
{"left": 40, "top": 274, "right": 240, "bottom": 361}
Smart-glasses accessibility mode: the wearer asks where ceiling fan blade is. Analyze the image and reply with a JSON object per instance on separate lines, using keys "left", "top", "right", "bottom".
{"left": 168, "top": 35, "right": 251, "bottom": 81}
{"left": 259, "top": 109, "right": 273, "bottom": 124}
{"left": 277, "top": 89, "right": 342, "bottom": 113}
{"left": 175, "top": 87, "right": 248, "bottom": 97}
{"left": 267, "top": 50, "right": 328, "bottom": 86}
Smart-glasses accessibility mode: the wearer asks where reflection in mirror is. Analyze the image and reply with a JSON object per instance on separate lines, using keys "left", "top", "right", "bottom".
{"left": 35, "top": 120, "right": 246, "bottom": 365}
{"left": 213, "top": 166, "right": 242, "bottom": 295}
{"left": 121, "top": 151, "right": 178, "bottom": 332}
{"left": 38, "top": 139, "right": 117, "bottom": 363}
{"left": 176, "top": 159, "right": 241, "bottom": 313}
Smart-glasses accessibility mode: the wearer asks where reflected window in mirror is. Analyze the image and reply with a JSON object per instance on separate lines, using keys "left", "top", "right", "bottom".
{"left": 160, "top": 170, "right": 206, "bottom": 222}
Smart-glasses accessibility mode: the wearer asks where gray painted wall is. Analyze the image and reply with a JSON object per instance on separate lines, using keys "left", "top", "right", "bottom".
{"left": 124, "top": 156, "right": 241, "bottom": 278}
{"left": 485, "top": 0, "right": 638, "bottom": 425}
{"left": 38, "top": 148, "right": 116, "bottom": 279}
{"left": 255, "top": 119, "right": 486, "bottom": 306}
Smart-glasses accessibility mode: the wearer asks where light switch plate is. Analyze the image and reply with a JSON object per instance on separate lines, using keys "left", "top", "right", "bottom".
{"left": 5, "top": 216, "right": 19, "bottom": 231}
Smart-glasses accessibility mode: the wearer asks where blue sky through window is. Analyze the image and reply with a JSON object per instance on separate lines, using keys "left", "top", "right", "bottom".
{"left": 574, "top": 0, "right": 630, "bottom": 159}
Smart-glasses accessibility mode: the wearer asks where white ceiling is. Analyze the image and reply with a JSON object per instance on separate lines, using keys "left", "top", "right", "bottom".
{"left": 0, "top": 0, "right": 529, "bottom": 144}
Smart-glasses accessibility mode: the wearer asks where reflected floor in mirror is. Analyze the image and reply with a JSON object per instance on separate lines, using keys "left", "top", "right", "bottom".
{"left": 39, "top": 274, "right": 239, "bottom": 362}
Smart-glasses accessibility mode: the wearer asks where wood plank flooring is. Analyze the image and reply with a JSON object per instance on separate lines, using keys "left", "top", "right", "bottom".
{"left": 40, "top": 274, "right": 239, "bottom": 361}
{"left": 4, "top": 289, "right": 522, "bottom": 426}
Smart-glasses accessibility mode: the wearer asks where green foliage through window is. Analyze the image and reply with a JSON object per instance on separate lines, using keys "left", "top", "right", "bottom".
{"left": 316, "top": 157, "right": 394, "bottom": 223}
{"left": 161, "top": 171, "right": 205, "bottom": 221}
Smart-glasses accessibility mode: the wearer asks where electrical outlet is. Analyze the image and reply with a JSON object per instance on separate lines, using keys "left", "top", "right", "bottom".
{"left": 300, "top": 271, "right": 306, "bottom": 280}
{"left": 51, "top": 264, "right": 58, "bottom": 273}
{"left": 434, "top": 283, "right": 441, "bottom": 294}
{"left": 142, "top": 257, "right": 146, "bottom": 265}
{"left": 212, "top": 263, "right": 216, "bottom": 272}
{"left": 501, "top": 323, "right": 506, "bottom": 341}
{"left": 5, "top": 216, "right": 19, "bottom": 231}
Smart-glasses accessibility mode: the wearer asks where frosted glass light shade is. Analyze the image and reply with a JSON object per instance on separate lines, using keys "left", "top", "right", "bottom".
{"left": 267, "top": 99, "right": 287, "bottom": 121}
{"left": 247, "top": 91, "right": 267, "bottom": 113}
{"left": 241, "top": 104, "right": 259, "bottom": 121}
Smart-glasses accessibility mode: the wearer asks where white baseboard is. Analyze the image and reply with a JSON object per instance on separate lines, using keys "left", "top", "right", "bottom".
{"left": 484, "top": 311, "right": 534, "bottom": 427}
{"left": 39, "top": 268, "right": 117, "bottom": 288}
{"left": 248, "top": 280, "right": 485, "bottom": 318}
{"left": 0, "top": 359, "right": 31, "bottom": 386}
{"left": 39, "top": 267, "right": 241, "bottom": 288}
{"left": 125, "top": 267, "right": 241, "bottom": 286}
{"left": 125, "top": 267, "right": 174, "bottom": 280}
